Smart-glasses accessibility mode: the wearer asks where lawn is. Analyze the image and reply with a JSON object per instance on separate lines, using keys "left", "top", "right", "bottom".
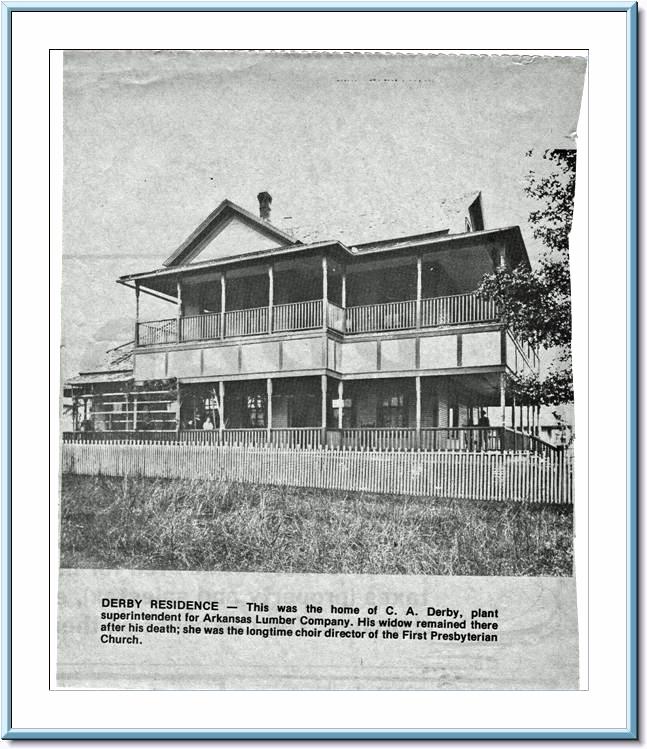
{"left": 59, "top": 474, "right": 573, "bottom": 576}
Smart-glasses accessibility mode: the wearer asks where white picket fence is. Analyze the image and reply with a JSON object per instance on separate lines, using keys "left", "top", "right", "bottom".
{"left": 61, "top": 442, "right": 573, "bottom": 504}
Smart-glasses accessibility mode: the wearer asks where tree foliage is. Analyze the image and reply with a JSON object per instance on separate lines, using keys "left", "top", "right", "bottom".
{"left": 479, "top": 149, "right": 575, "bottom": 406}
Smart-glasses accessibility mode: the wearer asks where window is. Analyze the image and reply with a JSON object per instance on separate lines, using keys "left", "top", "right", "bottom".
{"left": 378, "top": 393, "right": 406, "bottom": 428}
{"left": 247, "top": 394, "right": 266, "bottom": 428}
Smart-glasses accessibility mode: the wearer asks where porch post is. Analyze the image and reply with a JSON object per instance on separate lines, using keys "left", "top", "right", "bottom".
{"left": 337, "top": 380, "right": 344, "bottom": 429}
{"left": 499, "top": 373, "right": 506, "bottom": 450}
{"left": 176, "top": 381, "right": 181, "bottom": 433}
{"left": 266, "top": 378, "right": 273, "bottom": 441}
{"left": 500, "top": 241, "right": 508, "bottom": 270}
{"left": 132, "top": 393, "right": 138, "bottom": 432}
{"left": 321, "top": 374, "right": 328, "bottom": 444}
{"left": 519, "top": 400, "right": 524, "bottom": 440}
{"left": 511, "top": 394, "right": 517, "bottom": 450}
{"left": 268, "top": 263, "right": 274, "bottom": 334}
{"left": 415, "top": 375, "right": 421, "bottom": 447}
{"left": 416, "top": 255, "right": 422, "bottom": 328}
{"left": 134, "top": 281, "right": 141, "bottom": 346}
{"left": 218, "top": 381, "right": 225, "bottom": 439}
{"left": 341, "top": 269, "right": 347, "bottom": 308}
{"left": 176, "top": 278, "right": 183, "bottom": 343}
{"left": 220, "top": 272, "right": 226, "bottom": 339}
{"left": 322, "top": 254, "right": 329, "bottom": 331}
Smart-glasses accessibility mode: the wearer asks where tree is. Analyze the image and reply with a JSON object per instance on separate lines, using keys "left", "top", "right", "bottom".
{"left": 478, "top": 149, "right": 575, "bottom": 405}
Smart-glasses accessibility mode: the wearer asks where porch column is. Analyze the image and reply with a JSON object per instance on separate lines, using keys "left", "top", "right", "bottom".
{"left": 218, "top": 381, "right": 225, "bottom": 438}
{"left": 322, "top": 254, "right": 328, "bottom": 331}
{"left": 176, "top": 381, "right": 181, "bottom": 433}
{"left": 268, "top": 263, "right": 274, "bottom": 334}
{"left": 337, "top": 380, "right": 344, "bottom": 429}
{"left": 176, "top": 278, "right": 183, "bottom": 343}
{"left": 511, "top": 395, "right": 517, "bottom": 450}
{"left": 132, "top": 393, "right": 138, "bottom": 432}
{"left": 500, "top": 242, "right": 508, "bottom": 270}
{"left": 341, "top": 268, "right": 347, "bottom": 333}
{"left": 220, "top": 273, "right": 226, "bottom": 339}
{"left": 321, "top": 374, "right": 327, "bottom": 443}
{"left": 415, "top": 376, "right": 421, "bottom": 447}
{"left": 519, "top": 400, "right": 524, "bottom": 438}
{"left": 416, "top": 255, "right": 422, "bottom": 329}
{"left": 134, "top": 281, "right": 140, "bottom": 346}
{"left": 266, "top": 378, "right": 273, "bottom": 440}
{"left": 499, "top": 374, "right": 506, "bottom": 450}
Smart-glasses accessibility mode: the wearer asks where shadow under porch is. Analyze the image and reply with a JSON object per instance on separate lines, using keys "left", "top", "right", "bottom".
{"left": 171, "top": 373, "right": 551, "bottom": 454}
{"left": 178, "top": 376, "right": 326, "bottom": 449}
{"left": 326, "top": 374, "right": 547, "bottom": 453}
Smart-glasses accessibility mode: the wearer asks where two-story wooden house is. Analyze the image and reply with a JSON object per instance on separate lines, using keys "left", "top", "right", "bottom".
{"left": 67, "top": 192, "right": 549, "bottom": 453}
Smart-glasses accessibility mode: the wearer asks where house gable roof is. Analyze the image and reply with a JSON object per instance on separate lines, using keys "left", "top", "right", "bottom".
{"left": 163, "top": 199, "right": 300, "bottom": 267}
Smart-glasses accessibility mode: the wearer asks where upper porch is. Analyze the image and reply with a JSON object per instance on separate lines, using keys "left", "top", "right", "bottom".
{"left": 123, "top": 225, "right": 536, "bottom": 367}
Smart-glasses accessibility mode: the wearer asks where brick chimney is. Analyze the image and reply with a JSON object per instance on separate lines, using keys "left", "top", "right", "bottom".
{"left": 257, "top": 191, "right": 272, "bottom": 221}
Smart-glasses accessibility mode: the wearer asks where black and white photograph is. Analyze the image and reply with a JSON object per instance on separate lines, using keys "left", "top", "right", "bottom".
{"left": 56, "top": 50, "right": 586, "bottom": 690}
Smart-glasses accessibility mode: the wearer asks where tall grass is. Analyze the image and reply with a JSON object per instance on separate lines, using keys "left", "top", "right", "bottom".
{"left": 59, "top": 475, "right": 573, "bottom": 576}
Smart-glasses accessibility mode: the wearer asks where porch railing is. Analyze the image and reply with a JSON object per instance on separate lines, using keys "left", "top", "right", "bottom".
{"left": 180, "top": 312, "right": 221, "bottom": 342}
{"left": 327, "top": 302, "right": 345, "bottom": 333}
{"left": 63, "top": 430, "right": 179, "bottom": 442}
{"left": 326, "top": 427, "right": 557, "bottom": 454}
{"left": 138, "top": 318, "right": 177, "bottom": 346}
{"left": 273, "top": 299, "right": 322, "bottom": 332}
{"left": 224, "top": 306, "right": 268, "bottom": 337}
{"left": 421, "top": 293, "right": 498, "bottom": 327}
{"left": 63, "top": 426, "right": 557, "bottom": 454}
{"left": 136, "top": 292, "right": 502, "bottom": 346}
{"left": 178, "top": 428, "right": 323, "bottom": 448}
{"left": 346, "top": 299, "right": 417, "bottom": 334}
{"left": 327, "top": 427, "right": 503, "bottom": 451}
{"left": 502, "top": 429, "right": 558, "bottom": 458}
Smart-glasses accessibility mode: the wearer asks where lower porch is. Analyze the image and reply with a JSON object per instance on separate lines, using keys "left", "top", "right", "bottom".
{"left": 65, "top": 374, "right": 555, "bottom": 455}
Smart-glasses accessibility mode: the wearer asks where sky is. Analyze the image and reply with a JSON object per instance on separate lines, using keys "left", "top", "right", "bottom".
{"left": 61, "top": 50, "right": 587, "bottom": 378}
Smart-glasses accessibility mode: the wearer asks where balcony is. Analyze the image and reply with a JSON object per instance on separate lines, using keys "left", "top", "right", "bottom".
{"left": 137, "top": 292, "right": 499, "bottom": 347}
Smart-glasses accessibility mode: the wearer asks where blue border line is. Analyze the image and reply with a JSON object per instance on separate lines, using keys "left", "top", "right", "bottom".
{"left": 1, "top": 0, "right": 638, "bottom": 740}
{"left": 1, "top": 1, "right": 11, "bottom": 743}
{"left": 1, "top": 728, "right": 641, "bottom": 740}
{"left": 0, "top": 0, "right": 639, "bottom": 9}
{"left": 625, "top": 0, "right": 638, "bottom": 741}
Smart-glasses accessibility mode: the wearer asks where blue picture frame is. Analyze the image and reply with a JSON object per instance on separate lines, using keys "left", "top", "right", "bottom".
{"left": 1, "top": 1, "right": 637, "bottom": 739}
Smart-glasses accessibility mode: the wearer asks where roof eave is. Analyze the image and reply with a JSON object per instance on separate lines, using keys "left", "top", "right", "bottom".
{"left": 119, "top": 226, "right": 530, "bottom": 288}
{"left": 119, "top": 240, "right": 349, "bottom": 285}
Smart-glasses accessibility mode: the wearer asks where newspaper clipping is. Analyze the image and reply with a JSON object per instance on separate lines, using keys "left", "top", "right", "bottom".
{"left": 57, "top": 50, "right": 586, "bottom": 689}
